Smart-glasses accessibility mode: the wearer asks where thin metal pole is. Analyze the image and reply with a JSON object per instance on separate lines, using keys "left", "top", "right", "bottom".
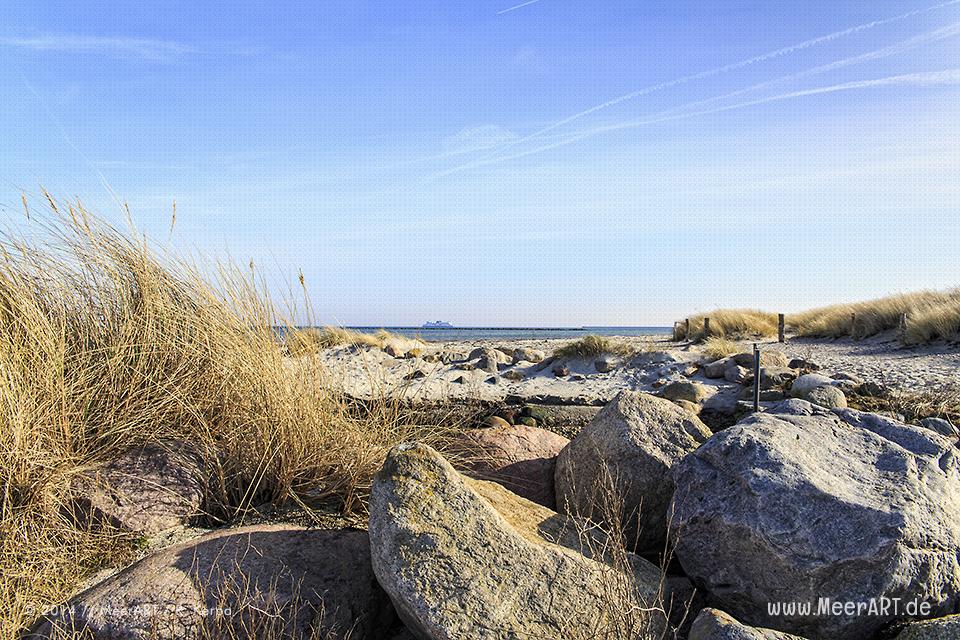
{"left": 753, "top": 343, "right": 761, "bottom": 412}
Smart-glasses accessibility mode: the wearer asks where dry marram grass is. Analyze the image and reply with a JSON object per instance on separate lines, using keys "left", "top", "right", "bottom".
{"left": 673, "top": 310, "right": 778, "bottom": 341}
{"left": 0, "top": 196, "right": 452, "bottom": 635}
{"left": 552, "top": 335, "right": 635, "bottom": 360}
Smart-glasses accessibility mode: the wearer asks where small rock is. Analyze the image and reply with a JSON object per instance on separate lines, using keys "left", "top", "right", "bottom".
{"left": 831, "top": 371, "right": 863, "bottom": 384}
{"left": 674, "top": 399, "right": 701, "bottom": 414}
{"left": 704, "top": 357, "right": 733, "bottom": 379}
{"left": 759, "top": 366, "right": 798, "bottom": 389}
{"left": 724, "top": 365, "right": 752, "bottom": 384}
{"left": 681, "top": 365, "right": 700, "bottom": 377}
{"left": 732, "top": 351, "right": 788, "bottom": 369}
{"left": 451, "top": 375, "right": 466, "bottom": 384}
{"left": 512, "top": 347, "right": 545, "bottom": 364}
{"left": 790, "top": 373, "right": 835, "bottom": 398}
{"left": 652, "top": 378, "right": 668, "bottom": 389}
{"left": 857, "top": 380, "right": 888, "bottom": 397}
{"left": 594, "top": 355, "right": 621, "bottom": 373}
{"left": 659, "top": 381, "right": 710, "bottom": 404}
{"left": 483, "top": 416, "right": 511, "bottom": 429}
{"left": 689, "top": 608, "right": 807, "bottom": 640}
{"left": 787, "top": 358, "right": 821, "bottom": 371}
{"left": 403, "top": 370, "right": 426, "bottom": 380}
{"left": 484, "top": 376, "right": 499, "bottom": 385}
{"left": 805, "top": 384, "right": 847, "bottom": 409}
{"left": 920, "top": 417, "right": 958, "bottom": 439}
{"left": 517, "top": 416, "right": 537, "bottom": 427}
{"left": 404, "top": 348, "right": 423, "bottom": 359}
{"left": 552, "top": 363, "right": 570, "bottom": 377}
{"left": 503, "top": 370, "right": 524, "bottom": 381}
{"left": 569, "top": 373, "right": 586, "bottom": 381}
{"left": 455, "top": 362, "right": 476, "bottom": 371}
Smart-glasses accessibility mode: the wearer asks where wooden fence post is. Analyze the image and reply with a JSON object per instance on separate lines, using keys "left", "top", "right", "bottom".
{"left": 753, "top": 343, "right": 761, "bottom": 412}
{"left": 850, "top": 313, "right": 857, "bottom": 337}
{"left": 778, "top": 313, "right": 785, "bottom": 343}
{"left": 703, "top": 317, "right": 710, "bottom": 338}
{"left": 685, "top": 318, "right": 690, "bottom": 339}
{"left": 898, "top": 312, "right": 908, "bottom": 342}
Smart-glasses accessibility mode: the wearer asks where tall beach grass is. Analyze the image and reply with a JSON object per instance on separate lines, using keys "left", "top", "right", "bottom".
{"left": 0, "top": 196, "right": 451, "bottom": 634}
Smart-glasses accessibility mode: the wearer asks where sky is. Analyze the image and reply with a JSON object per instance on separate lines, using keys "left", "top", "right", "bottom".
{"left": 1, "top": 1, "right": 959, "bottom": 327}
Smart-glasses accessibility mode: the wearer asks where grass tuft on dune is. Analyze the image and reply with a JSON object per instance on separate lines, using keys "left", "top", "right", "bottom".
{"left": 0, "top": 195, "right": 451, "bottom": 634}
{"left": 552, "top": 335, "right": 635, "bottom": 360}
{"left": 673, "top": 310, "right": 779, "bottom": 342}
{"left": 285, "top": 326, "right": 412, "bottom": 355}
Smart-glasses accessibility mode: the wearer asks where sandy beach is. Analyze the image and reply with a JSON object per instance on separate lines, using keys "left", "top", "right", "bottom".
{"left": 317, "top": 332, "right": 959, "bottom": 407}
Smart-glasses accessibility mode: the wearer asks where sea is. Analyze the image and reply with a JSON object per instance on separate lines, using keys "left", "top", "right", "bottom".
{"left": 342, "top": 326, "right": 672, "bottom": 341}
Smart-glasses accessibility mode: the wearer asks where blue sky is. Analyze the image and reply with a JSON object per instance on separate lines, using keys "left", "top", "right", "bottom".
{"left": 2, "top": 1, "right": 959, "bottom": 326}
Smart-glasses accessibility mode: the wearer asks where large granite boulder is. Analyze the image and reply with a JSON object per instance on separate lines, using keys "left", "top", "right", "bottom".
{"left": 448, "top": 422, "right": 569, "bottom": 508}
{"left": 33, "top": 525, "right": 393, "bottom": 639}
{"left": 689, "top": 608, "right": 808, "bottom": 640}
{"left": 555, "top": 391, "right": 712, "bottom": 553}
{"left": 670, "top": 400, "right": 960, "bottom": 639}
{"left": 67, "top": 441, "right": 204, "bottom": 535}
{"left": 369, "top": 443, "right": 668, "bottom": 640}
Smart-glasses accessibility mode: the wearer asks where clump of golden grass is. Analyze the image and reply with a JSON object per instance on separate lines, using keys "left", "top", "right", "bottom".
{"left": 285, "top": 326, "right": 408, "bottom": 356}
{"left": 789, "top": 289, "right": 960, "bottom": 341}
{"left": 700, "top": 337, "right": 740, "bottom": 361}
{"left": 673, "top": 310, "right": 778, "bottom": 342}
{"left": 1, "top": 195, "right": 451, "bottom": 635}
{"left": 552, "top": 335, "right": 635, "bottom": 360}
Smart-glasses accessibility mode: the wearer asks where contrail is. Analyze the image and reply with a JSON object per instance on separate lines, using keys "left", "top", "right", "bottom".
{"left": 429, "top": 69, "right": 960, "bottom": 177}
{"left": 497, "top": 0, "right": 544, "bottom": 15}
{"left": 16, "top": 68, "right": 125, "bottom": 211}
{"left": 430, "top": 21, "right": 960, "bottom": 179}
{"left": 479, "top": 0, "right": 960, "bottom": 153}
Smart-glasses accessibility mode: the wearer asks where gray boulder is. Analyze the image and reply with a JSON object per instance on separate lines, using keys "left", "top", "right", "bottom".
{"left": 759, "top": 366, "right": 798, "bottom": 390}
{"left": 670, "top": 401, "right": 960, "bottom": 639}
{"left": 894, "top": 614, "right": 960, "bottom": 639}
{"left": 920, "top": 417, "right": 958, "bottom": 439}
{"left": 34, "top": 525, "right": 393, "bottom": 639}
{"left": 369, "top": 443, "right": 668, "bottom": 640}
{"left": 704, "top": 357, "right": 734, "bottom": 379}
{"left": 659, "top": 380, "right": 710, "bottom": 404}
{"left": 67, "top": 441, "right": 204, "bottom": 535}
{"left": 806, "top": 384, "right": 847, "bottom": 409}
{"left": 724, "top": 365, "right": 752, "bottom": 384}
{"left": 469, "top": 347, "right": 511, "bottom": 373}
{"left": 689, "top": 608, "right": 808, "bottom": 640}
{"left": 790, "top": 373, "right": 835, "bottom": 397}
{"left": 556, "top": 391, "right": 712, "bottom": 553}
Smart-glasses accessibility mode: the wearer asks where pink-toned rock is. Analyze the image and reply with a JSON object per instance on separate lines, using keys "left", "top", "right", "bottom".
{"left": 32, "top": 525, "right": 394, "bottom": 640}
{"left": 449, "top": 423, "right": 570, "bottom": 508}
{"left": 68, "top": 441, "right": 205, "bottom": 535}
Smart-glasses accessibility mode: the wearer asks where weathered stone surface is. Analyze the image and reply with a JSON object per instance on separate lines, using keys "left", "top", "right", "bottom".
{"left": 520, "top": 404, "right": 601, "bottom": 439}
{"left": 674, "top": 399, "right": 701, "bottom": 414}
{"left": 369, "top": 443, "right": 668, "bottom": 640}
{"left": 732, "top": 351, "right": 788, "bottom": 369}
{"left": 704, "top": 357, "right": 734, "bottom": 379}
{"left": 448, "top": 423, "right": 569, "bottom": 508}
{"left": 469, "top": 347, "right": 510, "bottom": 373}
{"left": 920, "top": 417, "right": 958, "bottom": 439}
{"left": 894, "top": 614, "right": 960, "bottom": 639}
{"left": 805, "top": 384, "right": 847, "bottom": 409}
{"left": 68, "top": 442, "right": 204, "bottom": 535}
{"left": 788, "top": 358, "right": 821, "bottom": 371}
{"left": 552, "top": 363, "right": 570, "bottom": 377}
{"left": 689, "top": 608, "right": 808, "bottom": 640}
{"left": 594, "top": 355, "right": 621, "bottom": 373}
{"left": 724, "top": 365, "right": 752, "bottom": 384}
{"left": 483, "top": 415, "right": 511, "bottom": 429}
{"left": 670, "top": 401, "right": 960, "bottom": 639}
{"left": 34, "top": 525, "right": 393, "bottom": 639}
{"left": 659, "top": 380, "right": 710, "bottom": 404}
{"left": 556, "top": 391, "right": 712, "bottom": 553}
{"left": 759, "top": 366, "right": 798, "bottom": 389}
{"left": 790, "top": 373, "right": 835, "bottom": 397}
{"left": 512, "top": 347, "right": 545, "bottom": 364}
{"left": 502, "top": 370, "right": 524, "bottom": 381}
{"left": 831, "top": 371, "right": 863, "bottom": 384}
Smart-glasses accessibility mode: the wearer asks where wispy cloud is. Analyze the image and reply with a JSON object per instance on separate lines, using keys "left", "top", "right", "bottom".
{"left": 1, "top": 34, "right": 195, "bottom": 62}
{"left": 479, "top": 0, "right": 960, "bottom": 159}
{"left": 497, "top": 0, "right": 545, "bottom": 15}
{"left": 431, "top": 69, "right": 960, "bottom": 178}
